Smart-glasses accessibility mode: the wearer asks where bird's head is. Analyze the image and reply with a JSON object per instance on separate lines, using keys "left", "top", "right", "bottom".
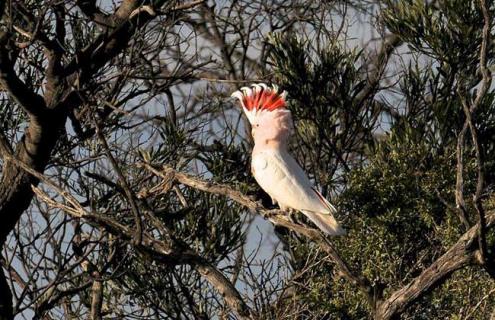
{"left": 231, "top": 83, "right": 293, "bottom": 145}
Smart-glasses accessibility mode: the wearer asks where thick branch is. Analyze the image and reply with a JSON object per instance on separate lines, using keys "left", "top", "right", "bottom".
{"left": 76, "top": 0, "right": 114, "bottom": 28}
{"left": 89, "top": 273, "right": 103, "bottom": 320}
{"left": 374, "top": 213, "right": 495, "bottom": 320}
{"left": 0, "top": 131, "right": 12, "bottom": 159}
{"left": 0, "top": 42, "right": 47, "bottom": 117}
{"left": 114, "top": 0, "right": 140, "bottom": 21}
{"left": 0, "top": 112, "right": 66, "bottom": 244}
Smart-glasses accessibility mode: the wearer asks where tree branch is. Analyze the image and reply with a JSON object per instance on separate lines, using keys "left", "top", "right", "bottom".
{"left": 455, "top": 121, "right": 472, "bottom": 230}
{"left": 0, "top": 41, "right": 47, "bottom": 117}
{"left": 95, "top": 122, "right": 143, "bottom": 244}
{"left": 139, "top": 163, "right": 495, "bottom": 319}
{"left": 455, "top": 0, "right": 492, "bottom": 267}
{"left": 354, "top": 34, "right": 401, "bottom": 107}
{"left": 1, "top": 150, "right": 252, "bottom": 319}
{"left": 139, "top": 163, "right": 376, "bottom": 306}
{"left": 76, "top": 0, "right": 114, "bottom": 28}
{"left": 0, "top": 131, "right": 12, "bottom": 160}
{"left": 375, "top": 213, "right": 495, "bottom": 319}
{"left": 470, "top": 0, "right": 492, "bottom": 268}
{"left": 89, "top": 271, "right": 103, "bottom": 320}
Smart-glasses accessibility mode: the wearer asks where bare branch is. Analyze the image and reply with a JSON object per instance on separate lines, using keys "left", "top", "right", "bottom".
{"left": 455, "top": 122, "right": 472, "bottom": 230}
{"left": 474, "top": 0, "right": 492, "bottom": 110}
{"left": 354, "top": 34, "right": 401, "bottom": 107}
{"left": 0, "top": 43, "right": 47, "bottom": 117}
{"left": 95, "top": 122, "right": 143, "bottom": 244}
{"left": 171, "top": 0, "right": 206, "bottom": 12}
{"left": 114, "top": 0, "right": 140, "bottom": 21}
{"left": 76, "top": 0, "right": 114, "bottom": 28}
{"left": 89, "top": 273, "right": 103, "bottom": 320}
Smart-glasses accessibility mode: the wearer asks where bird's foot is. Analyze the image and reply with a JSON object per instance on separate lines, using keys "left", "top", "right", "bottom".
{"left": 280, "top": 208, "right": 299, "bottom": 224}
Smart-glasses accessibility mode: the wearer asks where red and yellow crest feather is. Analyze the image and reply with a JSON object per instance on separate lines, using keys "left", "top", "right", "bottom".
{"left": 231, "top": 83, "right": 287, "bottom": 123}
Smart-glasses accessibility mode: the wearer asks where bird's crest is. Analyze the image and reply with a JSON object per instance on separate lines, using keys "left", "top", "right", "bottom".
{"left": 231, "top": 83, "right": 287, "bottom": 123}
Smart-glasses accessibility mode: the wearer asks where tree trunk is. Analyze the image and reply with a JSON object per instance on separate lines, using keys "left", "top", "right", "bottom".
{"left": 0, "top": 266, "right": 13, "bottom": 320}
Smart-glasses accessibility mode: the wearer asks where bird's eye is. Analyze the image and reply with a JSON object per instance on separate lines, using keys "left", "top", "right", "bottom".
{"left": 256, "top": 124, "right": 260, "bottom": 127}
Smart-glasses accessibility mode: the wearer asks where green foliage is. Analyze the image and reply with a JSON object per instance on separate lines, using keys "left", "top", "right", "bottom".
{"left": 382, "top": 0, "right": 491, "bottom": 70}
{"left": 284, "top": 120, "right": 494, "bottom": 318}
{"left": 268, "top": 34, "right": 378, "bottom": 189}
{"left": 266, "top": 1, "right": 495, "bottom": 318}
{"left": 269, "top": 34, "right": 367, "bottom": 123}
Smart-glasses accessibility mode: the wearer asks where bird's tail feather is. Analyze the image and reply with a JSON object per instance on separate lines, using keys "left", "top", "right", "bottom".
{"left": 302, "top": 210, "right": 346, "bottom": 236}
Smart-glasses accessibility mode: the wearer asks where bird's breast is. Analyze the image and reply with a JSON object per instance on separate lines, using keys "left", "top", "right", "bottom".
{"left": 250, "top": 149, "right": 331, "bottom": 213}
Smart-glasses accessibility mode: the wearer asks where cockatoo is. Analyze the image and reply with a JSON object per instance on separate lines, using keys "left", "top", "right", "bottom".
{"left": 231, "top": 83, "right": 345, "bottom": 236}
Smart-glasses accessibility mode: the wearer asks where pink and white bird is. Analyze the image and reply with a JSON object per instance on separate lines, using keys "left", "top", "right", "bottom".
{"left": 231, "top": 83, "right": 345, "bottom": 236}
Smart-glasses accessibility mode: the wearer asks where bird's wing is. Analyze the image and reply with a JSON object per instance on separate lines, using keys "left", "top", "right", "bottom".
{"left": 251, "top": 150, "right": 332, "bottom": 214}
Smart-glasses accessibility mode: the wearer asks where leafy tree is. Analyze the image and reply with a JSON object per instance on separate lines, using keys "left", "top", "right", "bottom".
{"left": 0, "top": 0, "right": 494, "bottom": 319}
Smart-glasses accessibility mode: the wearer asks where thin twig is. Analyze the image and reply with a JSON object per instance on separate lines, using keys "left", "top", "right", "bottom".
{"left": 171, "top": 0, "right": 206, "bottom": 11}
{"left": 463, "top": 287, "right": 495, "bottom": 320}
{"left": 94, "top": 122, "right": 143, "bottom": 245}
